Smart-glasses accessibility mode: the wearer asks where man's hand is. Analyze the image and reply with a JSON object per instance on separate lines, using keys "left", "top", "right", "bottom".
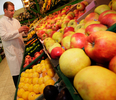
{"left": 18, "top": 25, "right": 29, "bottom": 34}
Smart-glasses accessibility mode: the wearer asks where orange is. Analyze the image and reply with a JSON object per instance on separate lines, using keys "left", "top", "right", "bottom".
{"left": 32, "top": 65, "right": 38, "bottom": 69}
{"left": 28, "top": 78, "right": 33, "bottom": 84}
{"left": 28, "top": 73, "right": 33, "bottom": 78}
{"left": 33, "top": 84, "right": 40, "bottom": 94}
{"left": 25, "top": 69, "right": 30, "bottom": 73}
{"left": 39, "top": 83, "right": 46, "bottom": 94}
{"left": 24, "top": 78, "right": 30, "bottom": 83}
{"left": 37, "top": 63, "right": 41, "bottom": 67}
{"left": 34, "top": 94, "right": 41, "bottom": 99}
{"left": 38, "top": 77, "right": 44, "bottom": 85}
{"left": 33, "top": 72, "right": 39, "bottom": 78}
{"left": 45, "top": 64, "right": 52, "bottom": 70}
{"left": 33, "top": 77, "right": 39, "bottom": 84}
{"left": 28, "top": 84, "right": 33, "bottom": 92}
{"left": 47, "top": 68, "right": 55, "bottom": 78}
{"left": 18, "top": 82, "right": 25, "bottom": 89}
{"left": 23, "top": 83, "right": 30, "bottom": 91}
{"left": 45, "top": 79, "right": 55, "bottom": 86}
{"left": 43, "top": 75, "right": 52, "bottom": 83}
{"left": 36, "top": 66, "right": 42, "bottom": 74}
{"left": 21, "top": 72, "right": 26, "bottom": 77}
{"left": 17, "top": 88, "right": 25, "bottom": 98}
{"left": 22, "top": 91, "right": 30, "bottom": 100}
{"left": 42, "top": 70, "right": 48, "bottom": 77}
{"left": 17, "top": 98, "right": 24, "bottom": 100}
{"left": 41, "top": 65, "right": 46, "bottom": 72}
{"left": 28, "top": 92, "right": 36, "bottom": 100}
{"left": 20, "top": 77, "right": 25, "bottom": 82}
{"left": 24, "top": 73, "right": 29, "bottom": 78}
{"left": 32, "top": 68, "right": 37, "bottom": 72}
{"left": 40, "top": 59, "right": 45, "bottom": 64}
{"left": 28, "top": 69, "right": 33, "bottom": 73}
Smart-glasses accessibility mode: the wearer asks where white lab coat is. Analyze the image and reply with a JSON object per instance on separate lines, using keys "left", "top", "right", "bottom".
{"left": 0, "top": 16, "right": 25, "bottom": 76}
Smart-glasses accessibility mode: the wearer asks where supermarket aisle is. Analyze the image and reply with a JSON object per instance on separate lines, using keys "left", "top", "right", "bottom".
{"left": 0, "top": 57, "right": 16, "bottom": 100}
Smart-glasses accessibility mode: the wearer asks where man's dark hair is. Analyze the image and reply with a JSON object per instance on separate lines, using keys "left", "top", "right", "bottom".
{"left": 3, "top": 1, "right": 14, "bottom": 10}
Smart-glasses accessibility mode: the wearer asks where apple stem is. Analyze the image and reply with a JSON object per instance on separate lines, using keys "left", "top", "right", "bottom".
{"left": 91, "top": 42, "right": 95, "bottom": 47}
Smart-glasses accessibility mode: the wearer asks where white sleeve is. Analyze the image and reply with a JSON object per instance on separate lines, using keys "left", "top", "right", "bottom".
{"left": 0, "top": 20, "right": 20, "bottom": 41}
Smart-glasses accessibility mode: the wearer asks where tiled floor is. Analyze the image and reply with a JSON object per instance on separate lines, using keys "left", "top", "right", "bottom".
{"left": 0, "top": 57, "right": 16, "bottom": 100}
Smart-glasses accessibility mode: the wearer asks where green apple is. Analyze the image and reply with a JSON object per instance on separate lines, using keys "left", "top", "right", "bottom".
{"left": 94, "top": 4, "right": 111, "bottom": 15}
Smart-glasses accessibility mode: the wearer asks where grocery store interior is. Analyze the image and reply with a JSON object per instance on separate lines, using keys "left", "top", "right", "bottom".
{"left": 0, "top": 0, "right": 116, "bottom": 100}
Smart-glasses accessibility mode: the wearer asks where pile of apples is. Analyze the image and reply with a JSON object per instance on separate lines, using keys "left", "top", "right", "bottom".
{"left": 57, "top": 3, "right": 116, "bottom": 100}
{"left": 35, "top": 1, "right": 89, "bottom": 41}
{"left": 23, "top": 49, "right": 44, "bottom": 68}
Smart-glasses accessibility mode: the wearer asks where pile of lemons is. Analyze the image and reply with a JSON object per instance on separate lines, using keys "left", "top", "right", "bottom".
{"left": 17, "top": 58, "right": 56, "bottom": 100}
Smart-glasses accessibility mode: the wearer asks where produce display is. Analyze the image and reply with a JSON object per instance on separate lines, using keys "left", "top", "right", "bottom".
{"left": 14, "top": 0, "right": 116, "bottom": 100}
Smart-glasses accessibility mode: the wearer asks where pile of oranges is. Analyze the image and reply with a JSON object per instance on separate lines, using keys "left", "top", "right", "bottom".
{"left": 17, "top": 58, "right": 56, "bottom": 100}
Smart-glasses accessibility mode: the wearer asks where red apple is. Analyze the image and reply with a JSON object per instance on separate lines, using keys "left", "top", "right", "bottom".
{"left": 73, "top": 9, "right": 79, "bottom": 15}
{"left": 25, "top": 55, "right": 31, "bottom": 63}
{"left": 31, "top": 57, "right": 35, "bottom": 62}
{"left": 46, "top": 24, "right": 52, "bottom": 29}
{"left": 39, "top": 49, "right": 44, "bottom": 54}
{"left": 50, "top": 47, "right": 65, "bottom": 59}
{"left": 34, "top": 52, "right": 41, "bottom": 58}
{"left": 109, "top": 55, "right": 116, "bottom": 73}
{"left": 45, "top": 29, "right": 53, "bottom": 37}
{"left": 36, "top": 30, "right": 45, "bottom": 38}
{"left": 64, "top": 26, "right": 74, "bottom": 33}
{"left": 63, "top": 31, "right": 75, "bottom": 38}
{"left": 98, "top": 10, "right": 116, "bottom": 22}
{"left": 50, "top": 31, "right": 56, "bottom": 37}
{"left": 23, "top": 62, "right": 29, "bottom": 68}
{"left": 70, "top": 33, "right": 87, "bottom": 49}
{"left": 85, "top": 24, "right": 108, "bottom": 35}
{"left": 76, "top": 2, "right": 85, "bottom": 11}
{"left": 99, "top": 13, "right": 116, "bottom": 27}
{"left": 40, "top": 33, "right": 48, "bottom": 40}
{"left": 84, "top": 31, "right": 116, "bottom": 64}
{"left": 84, "top": 12, "right": 99, "bottom": 23}
{"left": 52, "top": 24, "right": 60, "bottom": 31}
{"left": 77, "top": 10, "right": 85, "bottom": 19}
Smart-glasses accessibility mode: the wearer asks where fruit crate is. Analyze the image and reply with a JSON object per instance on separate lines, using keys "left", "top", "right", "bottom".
{"left": 20, "top": 38, "right": 45, "bottom": 72}
{"left": 14, "top": 52, "right": 48, "bottom": 100}
{"left": 25, "top": 34, "right": 39, "bottom": 48}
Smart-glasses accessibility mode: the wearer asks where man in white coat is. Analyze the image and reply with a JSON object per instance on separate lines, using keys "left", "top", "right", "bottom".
{"left": 0, "top": 1, "right": 29, "bottom": 87}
